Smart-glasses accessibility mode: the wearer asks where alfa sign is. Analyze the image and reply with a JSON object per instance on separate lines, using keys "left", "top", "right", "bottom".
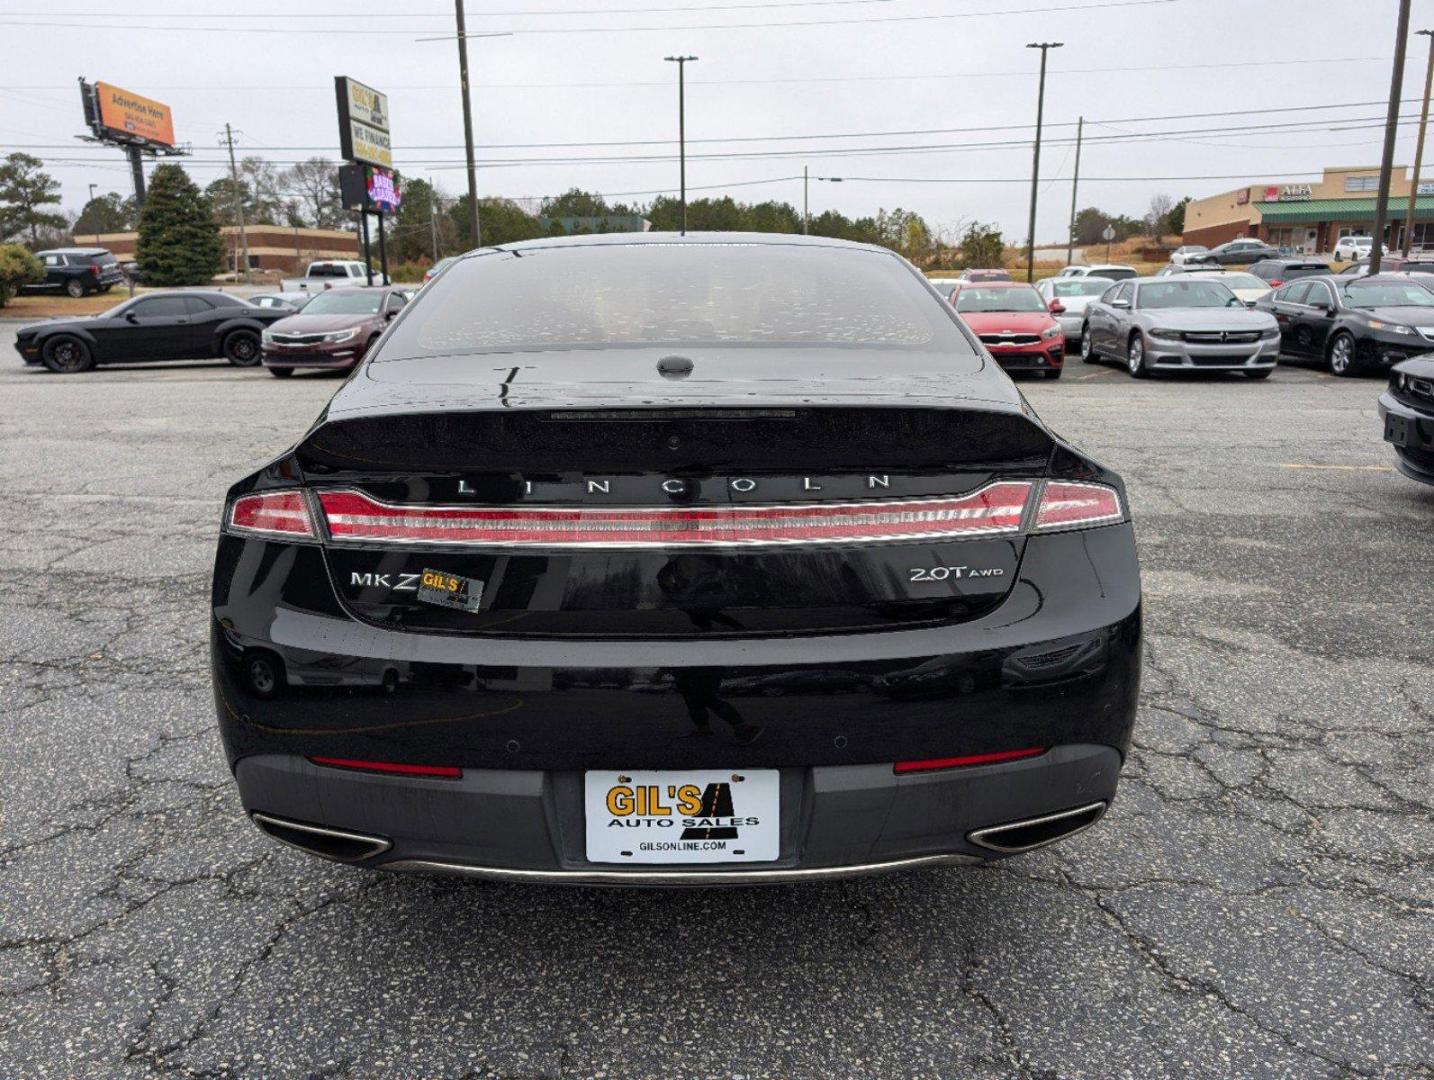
{"left": 335, "top": 76, "right": 392, "bottom": 169}
{"left": 1264, "top": 184, "right": 1313, "bottom": 202}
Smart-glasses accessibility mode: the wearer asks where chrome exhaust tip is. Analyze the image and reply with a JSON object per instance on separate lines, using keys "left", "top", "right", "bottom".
{"left": 967, "top": 801, "right": 1108, "bottom": 854}
{"left": 250, "top": 812, "right": 392, "bottom": 863}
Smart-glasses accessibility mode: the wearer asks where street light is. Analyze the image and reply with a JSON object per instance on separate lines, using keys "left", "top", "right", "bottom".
{"left": 1025, "top": 41, "right": 1063, "bottom": 283}
{"left": 664, "top": 55, "right": 698, "bottom": 234}
{"left": 803, "top": 171, "right": 842, "bottom": 233}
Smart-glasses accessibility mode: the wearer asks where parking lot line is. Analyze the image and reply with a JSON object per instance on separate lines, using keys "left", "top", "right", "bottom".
{"left": 1278, "top": 463, "right": 1394, "bottom": 471}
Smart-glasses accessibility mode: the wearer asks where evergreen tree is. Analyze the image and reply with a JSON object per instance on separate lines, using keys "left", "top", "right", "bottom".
{"left": 137, "top": 164, "right": 223, "bottom": 286}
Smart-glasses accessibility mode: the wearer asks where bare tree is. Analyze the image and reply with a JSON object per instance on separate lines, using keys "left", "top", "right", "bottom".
{"left": 1145, "top": 193, "right": 1176, "bottom": 238}
{"left": 281, "top": 158, "right": 346, "bottom": 230}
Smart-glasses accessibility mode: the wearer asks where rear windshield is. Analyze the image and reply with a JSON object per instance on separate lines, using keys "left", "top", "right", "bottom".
{"left": 955, "top": 286, "right": 1046, "bottom": 313}
{"left": 1341, "top": 280, "right": 1434, "bottom": 307}
{"left": 309, "top": 264, "right": 351, "bottom": 278}
{"left": 1136, "top": 281, "right": 1238, "bottom": 309}
{"left": 1283, "top": 264, "right": 1332, "bottom": 279}
{"left": 1090, "top": 267, "right": 1137, "bottom": 280}
{"left": 384, "top": 243, "right": 975, "bottom": 356}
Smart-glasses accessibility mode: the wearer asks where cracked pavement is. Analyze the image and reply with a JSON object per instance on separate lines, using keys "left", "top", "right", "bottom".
{"left": 0, "top": 337, "right": 1430, "bottom": 1079}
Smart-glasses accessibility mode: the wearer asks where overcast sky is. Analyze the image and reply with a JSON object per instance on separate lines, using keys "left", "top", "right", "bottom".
{"left": 0, "top": 0, "right": 1426, "bottom": 243}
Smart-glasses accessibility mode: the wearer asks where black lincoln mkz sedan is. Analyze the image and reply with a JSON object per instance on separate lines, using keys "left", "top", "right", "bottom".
{"left": 211, "top": 233, "right": 1142, "bottom": 886}
{"left": 15, "top": 291, "right": 287, "bottom": 373}
{"left": 1255, "top": 274, "right": 1434, "bottom": 376}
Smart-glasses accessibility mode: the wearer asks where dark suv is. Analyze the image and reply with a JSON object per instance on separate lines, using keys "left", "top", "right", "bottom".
{"left": 24, "top": 248, "right": 126, "bottom": 298}
{"left": 1247, "top": 259, "right": 1332, "bottom": 289}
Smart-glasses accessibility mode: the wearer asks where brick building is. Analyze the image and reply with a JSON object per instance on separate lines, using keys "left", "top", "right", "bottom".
{"left": 71, "top": 225, "right": 360, "bottom": 273}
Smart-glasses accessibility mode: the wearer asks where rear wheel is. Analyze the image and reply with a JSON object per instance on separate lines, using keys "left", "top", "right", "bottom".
{"left": 223, "top": 330, "right": 262, "bottom": 367}
{"left": 1327, "top": 331, "right": 1359, "bottom": 377}
{"left": 41, "top": 335, "right": 94, "bottom": 373}
{"left": 64, "top": 279, "right": 86, "bottom": 299}
{"left": 1080, "top": 326, "right": 1100, "bottom": 363}
{"left": 1126, "top": 333, "right": 1151, "bottom": 378}
{"left": 268, "top": 366, "right": 294, "bottom": 378}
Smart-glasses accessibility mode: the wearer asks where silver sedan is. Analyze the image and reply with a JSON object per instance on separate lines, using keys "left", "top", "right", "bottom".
{"left": 1080, "top": 277, "right": 1281, "bottom": 379}
{"left": 1036, "top": 276, "right": 1115, "bottom": 345}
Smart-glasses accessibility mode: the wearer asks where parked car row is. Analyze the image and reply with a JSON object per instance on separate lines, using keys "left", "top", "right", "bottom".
{"left": 14, "top": 286, "right": 413, "bottom": 375}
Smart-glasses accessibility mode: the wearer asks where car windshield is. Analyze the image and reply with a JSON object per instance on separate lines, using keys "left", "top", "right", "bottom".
{"left": 384, "top": 242, "right": 976, "bottom": 356}
{"left": 1136, "top": 281, "right": 1238, "bottom": 309}
{"left": 1341, "top": 281, "right": 1434, "bottom": 307}
{"left": 298, "top": 290, "right": 384, "bottom": 315}
{"left": 1049, "top": 279, "right": 1112, "bottom": 298}
{"left": 1215, "top": 273, "right": 1267, "bottom": 291}
{"left": 955, "top": 286, "right": 1046, "bottom": 313}
{"left": 1090, "top": 267, "right": 1136, "bottom": 280}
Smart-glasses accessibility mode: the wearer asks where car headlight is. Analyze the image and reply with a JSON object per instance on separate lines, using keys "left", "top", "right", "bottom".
{"left": 1260, "top": 327, "right": 1281, "bottom": 339}
{"left": 1148, "top": 329, "right": 1182, "bottom": 341}
{"left": 322, "top": 328, "right": 359, "bottom": 344}
{"left": 1041, "top": 325, "right": 1063, "bottom": 339}
{"left": 1368, "top": 320, "right": 1414, "bottom": 335}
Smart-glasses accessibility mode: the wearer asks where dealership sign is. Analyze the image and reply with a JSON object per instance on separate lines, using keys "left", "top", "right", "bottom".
{"left": 80, "top": 81, "right": 176, "bottom": 150}
{"left": 335, "top": 76, "right": 392, "bottom": 169}
{"left": 366, "top": 167, "right": 401, "bottom": 213}
{"left": 1263, "top": 184, "right": 1313, "bottom": 202}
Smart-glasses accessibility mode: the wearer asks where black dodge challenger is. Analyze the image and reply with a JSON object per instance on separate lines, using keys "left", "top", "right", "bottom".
{"left": 210, "top": 233, "right": 1142, "bottom": 885}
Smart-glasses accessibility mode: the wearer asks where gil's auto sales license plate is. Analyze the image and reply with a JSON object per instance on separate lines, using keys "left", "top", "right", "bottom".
{"left": 584, "top": 770, "right": 780, "bottom": 864}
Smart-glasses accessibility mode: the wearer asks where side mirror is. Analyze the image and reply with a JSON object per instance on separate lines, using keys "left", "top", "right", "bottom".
{"left": 385, "top": 309, "right": 398, "bottom": 320}
{"left": 1048, "top": 300, "right": 1066, "bottom": 314}
{"left": 1111, "top": 298, "right": 1131, "bottom": 309}
{"left": 124, "top": 311, "right": 139, "bottom": 323}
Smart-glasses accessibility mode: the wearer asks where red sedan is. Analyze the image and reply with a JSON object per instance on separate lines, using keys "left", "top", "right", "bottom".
{"left": 949, "top": 281, "right": 1067, "bottom": 379}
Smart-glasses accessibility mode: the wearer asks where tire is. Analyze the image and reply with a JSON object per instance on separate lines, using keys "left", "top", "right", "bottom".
{"left": 267, "top": 366, "right": 294, "bottom": 378}
{"left": 99, "top": 285, "right": 113, "bottom": 294}
{"left": 1327, "top": 331, "right": 1359, "bottom": 376}
{"left": 223, "top": 330, "right": 262, "bottom": 367}
{"left": 40, "top": 335, "right": 94, "bottom": 374}
{"left": 64, "top": 278, "right": 85, "bottom": 299}
{"left": 1126, "top": 333, "right": 1151, "bottom": 378}
{"left": 1244, "top": 368, "right": 1273, "bottom": 380}
{"left": 1045, "top": 367, "right": 1063, "bottom": 380}
{"left": 1080, "top": 326, "right": 1100, "bottom": 363}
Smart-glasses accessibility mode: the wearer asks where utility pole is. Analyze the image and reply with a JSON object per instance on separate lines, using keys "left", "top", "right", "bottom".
{"left": 87, "top": 183, "right": 98, "bottom": 203}
{"left": 431, "top": 196, "right": 442, "bottom": 261}
{"left": 1404, "top": 28, "right": 1434, "bottom": 256}
{"left": 1066, "top": 116, "right": 1083, "bottom": 267}
{"left": 221, "top": 123, "right": 251, "bottom": 283}
{"left": 455, "top": 0, "right": 480, "bottom": 247}
{"left": 1371, "top": 0, "right": 1411, "bottom": 275}
{"left": 664, "top": 55, "right": 697, "bottom": 234}
{"left": 803, "top": 166, "right": 809, "bottom": 234}
{"left": 1025, "top": 41, "right": 1062, "bottom": 283}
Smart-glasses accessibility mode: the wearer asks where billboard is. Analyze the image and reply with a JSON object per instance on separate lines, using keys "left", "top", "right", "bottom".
{"left": 85, "top": 81, "right": 176, "bottom": 149}
{"left": 335, "top": 76, "right": 392, "bottom": 169}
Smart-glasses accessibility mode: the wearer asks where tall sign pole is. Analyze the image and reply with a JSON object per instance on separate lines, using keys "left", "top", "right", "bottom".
{"left": 454, "top": 1, "right": 481, "bottom": 247}
{"left": 1024, "top": 42, "right": 1063, "bottom": 282}
{"left": 1066, "top": 116, "right": 1083, "bottom": 267}
{"left": 664, "top": 56, "right": 698, "bottom": 234}
{"left": 1404, "top": 29, "right": 1434, "bottom": 256}
{"left": 1370, "top": 0, "right": 1411, "bottom": 275}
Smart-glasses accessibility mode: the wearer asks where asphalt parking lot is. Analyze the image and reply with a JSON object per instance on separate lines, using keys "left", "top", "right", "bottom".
{"left": 0, "top": 338, "right": 1430, "bottom": 1079}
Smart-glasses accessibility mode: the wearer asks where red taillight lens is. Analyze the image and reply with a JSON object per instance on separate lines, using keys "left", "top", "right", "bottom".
{"left": 227, "top": 491, "right": 316, "bottom": 539}
{"left": 1035, "top": 481, "right": 1122, "bottom": 531}
{"left": 894, "top": 747, "right": 1047, "bottom": 774}
{"left": 309, "top": 756, "right": 462, "bottom": 779}
{"left": 317, "top": 482, "right": 1035, "bottom": 548}
{"left": 1269, "top": 279, "right": 1283, "bottom": 288}
{"left": 90, "top": 264, "right": 101, "bottom": 278}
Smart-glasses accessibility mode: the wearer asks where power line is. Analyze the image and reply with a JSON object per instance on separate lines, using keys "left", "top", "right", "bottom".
{"left": 2, "top": 0, "right": 897, "bottom": 16}
{"left": 0, "top": 0, "right": 1187, "bottom": 36}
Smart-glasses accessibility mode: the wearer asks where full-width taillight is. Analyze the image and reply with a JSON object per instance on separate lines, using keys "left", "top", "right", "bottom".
{"left": 894, "top": 747, "right": 1047, "bottom": 774}
{"left": 317, "top": 483, "right": 1036, "bottom": 548}
{"left": 1035, "top": 481, "right": 1123, "bottom": 531}
{"left": 227, "top": 491, "right": 316, "bottom": 539}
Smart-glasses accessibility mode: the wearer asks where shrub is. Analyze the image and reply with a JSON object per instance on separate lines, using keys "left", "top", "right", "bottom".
{"left": 0, "top": 243, "right": 43, "bottom": 307}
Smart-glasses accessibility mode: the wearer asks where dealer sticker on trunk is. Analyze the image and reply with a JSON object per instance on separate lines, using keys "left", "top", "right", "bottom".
{"left": 415, "top": 568, "right": 485, "bottom": 613}
{"left": 584, "top": 770, "right": 780, "bottom": 863}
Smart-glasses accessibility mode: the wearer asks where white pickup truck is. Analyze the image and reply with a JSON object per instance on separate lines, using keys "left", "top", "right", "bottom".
{"left": 280, "top": 260, "right": 389, "bottom": 293}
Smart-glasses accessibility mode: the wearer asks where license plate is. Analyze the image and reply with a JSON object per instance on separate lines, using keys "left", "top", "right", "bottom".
{"left": 584, "top": 769, "right": 780, "bottom": 864}
{"left": 415, "top": 568, "right": 484, "bottom": 613}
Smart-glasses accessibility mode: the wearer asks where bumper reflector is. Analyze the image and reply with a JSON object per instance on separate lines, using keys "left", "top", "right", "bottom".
{"left": 317, "top": 482, "right": 1036, "bottom": 548}
{"left": 893, "top": 747, "right": 1047, "bottom": 774}
{"left": 309, "top": 756, "right": 462, "bottom": 779}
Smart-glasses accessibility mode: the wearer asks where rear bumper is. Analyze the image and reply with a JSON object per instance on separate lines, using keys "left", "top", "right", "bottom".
{"left": 1379, "top": 391, "right": 1434, "bottom": 484}
{"left": 235, "top": 744, "right": 1121, "bottom": 883}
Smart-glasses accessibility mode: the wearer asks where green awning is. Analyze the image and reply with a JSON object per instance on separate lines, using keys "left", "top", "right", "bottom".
{"left": 1256, "top": 196, "right": 1434, "bottom": 223}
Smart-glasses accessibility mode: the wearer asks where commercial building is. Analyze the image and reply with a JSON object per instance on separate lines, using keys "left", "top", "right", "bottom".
{"left": 71, "top": 225, "right": 360, "bottom": 273}
{"left": 1182, "top": 166, "right": 1434, "bottom": 253}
